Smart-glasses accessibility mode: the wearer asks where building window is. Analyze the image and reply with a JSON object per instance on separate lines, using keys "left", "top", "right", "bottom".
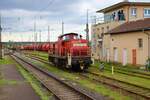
{"left": 138, "top": 38, "right": 143, "bottom": 48}
{"left": 107, "top": 26, "right": 109, "bottom": 31}
{"left": 131, "top": 8, "right": 137, "bottom": 16}
{"left": 144, "top": 8, "right": 150, "bottom": 18}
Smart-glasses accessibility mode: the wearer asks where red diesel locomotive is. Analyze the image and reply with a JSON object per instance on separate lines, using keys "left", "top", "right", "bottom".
{"left": 48, "top": 33, "right": 92, "bottom": 70}
{"left": 21, "top": 33, "right": 92, "bottom": 71}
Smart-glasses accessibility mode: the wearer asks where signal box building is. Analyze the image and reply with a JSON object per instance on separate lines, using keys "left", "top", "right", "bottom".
{"left": 91, "top": 1, "right": 150, "bottom": 66}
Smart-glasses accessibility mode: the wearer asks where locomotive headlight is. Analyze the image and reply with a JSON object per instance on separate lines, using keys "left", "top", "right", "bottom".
{"left": 73, "top": 43, "right": 87, "bottom": 46}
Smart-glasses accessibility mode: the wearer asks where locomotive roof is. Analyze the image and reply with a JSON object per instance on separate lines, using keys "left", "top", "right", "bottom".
{"left": 59, "top": 33, "right": 78, "bottom": 38}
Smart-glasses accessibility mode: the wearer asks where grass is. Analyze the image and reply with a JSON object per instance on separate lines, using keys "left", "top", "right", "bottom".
{"left": 27, "top": 57, "right": 132, "bottom": 100}
{"left": 0, "top": 56, "right": 14, "bottom": 65}
{"left": 78, "top": 79, "right": 127, "bottom": 100}
{"left": 25, "top": 50, "right": 48, "bottom": 57}
{"left": 93, "top": 61, "right": 150, "bottom": 73}
{"left": 24, "top": 50, "right": 48, "bottom": 61}
{"left": 90, "top": 62, "right": 150, "bottom": 89}
{"left": 0, "top": 79, "right": 18, "bottom": 86}
{"left": 35, "top": 55, "right": 48, "bottom": 61}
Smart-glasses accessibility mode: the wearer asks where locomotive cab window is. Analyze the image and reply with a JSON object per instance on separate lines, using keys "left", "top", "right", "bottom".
{"left": 62, "top": 34, "right": 79, "bottom": 41}
{"left": 62, "top": 36, "right": 70, "bottom": 40}
{"left": 73, "top": 35, "right": 78, "bottom": 39}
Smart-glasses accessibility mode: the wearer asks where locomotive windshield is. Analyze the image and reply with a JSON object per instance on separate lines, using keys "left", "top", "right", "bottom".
{"left": 61, "top": 33, "right": 82, "bottom": 41}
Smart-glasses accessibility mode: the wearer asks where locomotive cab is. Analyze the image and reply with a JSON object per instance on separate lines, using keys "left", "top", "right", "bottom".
{"left": 56, "top": 33, "right": 92, "bottom": 71}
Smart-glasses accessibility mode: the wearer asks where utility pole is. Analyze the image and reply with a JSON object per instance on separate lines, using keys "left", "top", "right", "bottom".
{"left": 62, "top": 21, "right": 64, "bottom": 35}
{"left": 32, "top": 33, "right": 34, "bottom": 42}
{"left": 48, "top": 26, "right": 51, "bottom": 51}
{"left": 86, "top": 9, "right": 89, "bottom": 42}
{"left": 0, "top": 13, "right": 3, "bottom": 59}
{"left": 39, "top": 30, "right": 41, "bottom": 42}
{"left": 48, "top": 26, "right": 50, "bottom": 42}
{"left": 34, "top": 21, "right": 36, "bottom": 51}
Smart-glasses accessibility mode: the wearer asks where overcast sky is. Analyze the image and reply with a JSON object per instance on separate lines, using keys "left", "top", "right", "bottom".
{"left": 1, "top": 0, "right": 150, "bottom": 42}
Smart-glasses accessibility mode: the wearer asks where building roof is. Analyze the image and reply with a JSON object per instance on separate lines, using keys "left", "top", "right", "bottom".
{"left": 108, "top": 18, "right": 150, "bottom": 34}
{"left": 97, "top": 1, "right": 150, "bottom": 13}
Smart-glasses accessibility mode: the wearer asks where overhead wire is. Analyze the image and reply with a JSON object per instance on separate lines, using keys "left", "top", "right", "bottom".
{"left": 40, "top": 0, "right": 55, "bottom": 11}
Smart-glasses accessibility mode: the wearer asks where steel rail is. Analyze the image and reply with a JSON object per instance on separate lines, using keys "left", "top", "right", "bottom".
{"left": 84, "top": 71, "right": 150, "bottom": 99}
{"left": 24, "top": 54, "right": 150, "bottom": 99}
{"left": 11, "top": 54, "right": 104, "bottom": 100}
{"left": 27, "top": 53, "right": 150, "bottom": 80}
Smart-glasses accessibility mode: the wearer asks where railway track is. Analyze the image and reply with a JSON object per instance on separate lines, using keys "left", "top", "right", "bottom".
{"left": 11, "top": 53, "right": 104, "bottom": 100}
{"left": 24, "top": 51, "right": 150, "bottom": 76}
{"left": 26, "top": 53, "right": 150, "bottom": 80}
{"left": 93, "top": 62, "right": 150, "bottom": 76}
{"left": 24, "top": 53, "right": 150, "bottom": 99}
{"left": 104, "top": 67, "right": 150, "bottom": 80}
{"left": 23, "top": 51, "right": 48, "bottom": 58}
{"left": 107, "top": 66, "right": 150, "bottom": 76}
{"left": 82, "top": 71, "right": 150, "bottom": 100}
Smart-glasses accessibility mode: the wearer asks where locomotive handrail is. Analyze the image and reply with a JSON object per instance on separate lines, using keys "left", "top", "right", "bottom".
{"left": 60, "top": 47, "right": 67, "bottom": 56}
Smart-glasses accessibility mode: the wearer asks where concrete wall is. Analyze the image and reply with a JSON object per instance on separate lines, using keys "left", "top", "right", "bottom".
{"left": 91, "top": 21, "right": 125, "bottom": 59}
{"left": 109, "top": 31, "right": 149, "bottom": 65}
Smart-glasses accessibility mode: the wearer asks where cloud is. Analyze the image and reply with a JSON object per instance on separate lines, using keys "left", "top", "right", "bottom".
{"left": 1, "top": 9, "right": 55, "bottom": 18}
{"left": 1, "top": 0, "right": 150, "bottom": 42}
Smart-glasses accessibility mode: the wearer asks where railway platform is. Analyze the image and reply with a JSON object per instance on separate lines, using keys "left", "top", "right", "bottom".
{"left": 0, "top": 64, "right": 40, "bottom": 100}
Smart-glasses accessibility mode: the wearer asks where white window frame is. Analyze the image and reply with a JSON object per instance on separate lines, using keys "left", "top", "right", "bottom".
{"left": 144, "top": 8, "right": 150, "bottom": 18}
{"left": 131, "top": 8, "right": 137, "bottom": 16}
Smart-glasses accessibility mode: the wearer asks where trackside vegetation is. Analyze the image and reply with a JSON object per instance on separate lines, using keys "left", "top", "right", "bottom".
{"left": 27, "top": 57, "right": 131, "bottom": 100}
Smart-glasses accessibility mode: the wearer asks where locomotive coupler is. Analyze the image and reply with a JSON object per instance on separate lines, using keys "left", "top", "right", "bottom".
{"left": 79, "top": 60, "right": 84, "bottom": 70}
